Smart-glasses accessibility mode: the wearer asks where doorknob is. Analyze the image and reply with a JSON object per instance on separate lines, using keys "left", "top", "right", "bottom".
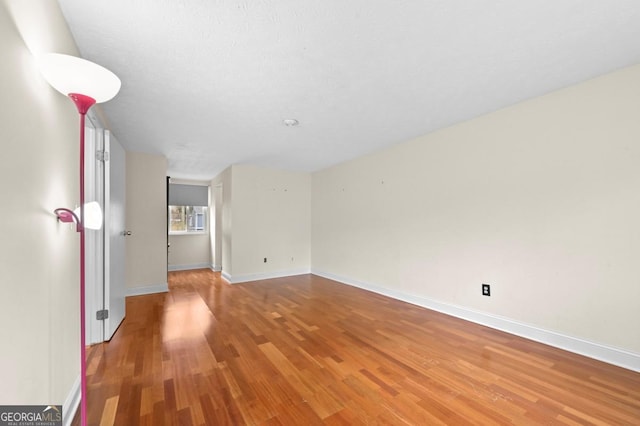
{"left": 122, "top": 230, "right": 132, "bottom": 236}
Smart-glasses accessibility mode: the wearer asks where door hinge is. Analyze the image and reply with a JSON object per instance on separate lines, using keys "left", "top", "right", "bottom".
{"left": 96, "top": 309, "right": 109, "bottom": 320}
{"left": 96, "top": 151, "right": 109, "bottom": 162}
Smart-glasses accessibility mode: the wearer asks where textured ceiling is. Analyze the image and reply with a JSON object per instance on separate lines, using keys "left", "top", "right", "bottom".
{"left": 58, "top": 0, "right": 640, "bottom": 180}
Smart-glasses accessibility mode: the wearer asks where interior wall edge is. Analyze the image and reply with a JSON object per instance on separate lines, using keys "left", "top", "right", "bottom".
{"left": 62, "top": 374, "right": 80, "bottom": 426}
{"left": 224, "top": 269, "right": 312, "bottom": 284}
{"left": 125, "top": 283, "right": 169, "bottom": 297}
{"left": 311, "top": 270, "right": 640, "bottom": 373}
{"left": 168, "top": 263, "right": 212, "bottom": 272}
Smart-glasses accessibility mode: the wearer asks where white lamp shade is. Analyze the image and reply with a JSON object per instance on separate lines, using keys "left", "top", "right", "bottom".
{"left": 75, "top": 201, "right": 103, "bottom": 230}
{"left": 39, "top": 53, "right": 121, "bottom": 103}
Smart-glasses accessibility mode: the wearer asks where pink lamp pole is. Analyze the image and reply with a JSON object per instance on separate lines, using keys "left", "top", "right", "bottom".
{"left": 40, "top": 54, "right": 120, "bottom": 426}
{"left": 70, "top": 93, "right": 96, "bottom": 426}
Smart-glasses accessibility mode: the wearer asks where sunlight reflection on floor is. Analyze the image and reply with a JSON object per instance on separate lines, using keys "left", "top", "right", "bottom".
{"left": 162, "top": 293, "right": 214, "bottom": 340}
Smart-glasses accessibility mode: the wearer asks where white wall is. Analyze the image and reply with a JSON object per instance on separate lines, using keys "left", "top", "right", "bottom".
{"left": 125, "top": 151, "right": 168, "bottom": 294}
{"left": 312, "top": 64, "right": 640, "bottom": 366}
{"left": 211, "top": 183, "right": 223, "bottom": 271}
{"left": 0, "top": 0, "right": 85, "bottom": 415}
{"left": 211, "top": 165, "right": 311, "bottom": 282}
{"left": 211, "top": 167, "right": 232, "bottom": 275}
{"left": 168, "top": 233, "right": 211, "bottom": 271}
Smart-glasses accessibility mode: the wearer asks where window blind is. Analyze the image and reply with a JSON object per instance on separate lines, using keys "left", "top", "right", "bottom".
{"left": 168, "top": 184, "right": 209, "bottom": 206}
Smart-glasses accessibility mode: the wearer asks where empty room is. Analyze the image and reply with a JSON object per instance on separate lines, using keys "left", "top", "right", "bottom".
{"left": 1, "top": 1, "right": 639, "bottom": 425}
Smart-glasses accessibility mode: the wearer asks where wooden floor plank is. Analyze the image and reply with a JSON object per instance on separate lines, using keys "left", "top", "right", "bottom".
{"left": 72, "top": 270, "right": 640, "bottom": 425}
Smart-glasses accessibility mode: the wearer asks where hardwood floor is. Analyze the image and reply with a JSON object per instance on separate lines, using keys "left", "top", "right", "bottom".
{"left": 74, "top": 270, "right": 640, "bottom": 425}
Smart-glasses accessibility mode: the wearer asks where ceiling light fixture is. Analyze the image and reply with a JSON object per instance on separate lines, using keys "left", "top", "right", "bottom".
{"left": 283, "top": 118, "right": 299, "bottom": 127}
{"left": 39, "top": 53, "right": 120, "bottom": 426}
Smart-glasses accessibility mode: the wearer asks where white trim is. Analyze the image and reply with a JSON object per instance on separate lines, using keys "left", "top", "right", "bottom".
{"left": 168, "top": 230, "right": 208, "bottom": 236}
{"left": 221, "top": 271, "right": 232, "bottom": 283}
{"left": 210, "top": 264, "right": 222, "bottom": 272}
{"left": 168, "top": 263, "right": 211, "bottom": 271}
{"left": 311, "top": 269, "right": 640, "bottom": 373}
{"left": 63, "top": 375, "right": 80, "bottom": 426}
{"left": 224, "top": 268, "right": 310, "bottom": 284}
{"left": 126, "top": 283, "right": 169, "bottom": 297}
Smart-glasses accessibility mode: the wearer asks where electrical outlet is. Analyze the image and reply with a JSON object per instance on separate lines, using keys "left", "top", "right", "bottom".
{"left": 264, "top": 257, "right": 267, "bottom": 263}
{"left": 482, "top": 284, "right": 491, "bottom": 296}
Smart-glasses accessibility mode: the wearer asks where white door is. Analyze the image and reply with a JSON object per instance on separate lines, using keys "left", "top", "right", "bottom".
{"left": 104, "top": 130, "right": 126, "bottom": 340}
{"left": 84, "top": 117, "right": 104, "bottom": 344}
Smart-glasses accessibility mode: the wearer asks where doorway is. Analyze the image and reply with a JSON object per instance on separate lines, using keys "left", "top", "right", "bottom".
{"left": 84, "top": 115, "right": 126, "bottom": 344}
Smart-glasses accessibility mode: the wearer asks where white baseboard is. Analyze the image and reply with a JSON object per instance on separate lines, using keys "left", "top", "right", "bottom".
{"left": 311, "top": 269, "right": 640, "bottom": 373}
{"left": 211, "top": 264, "right": 221, "bottom": 272}
{"left": 63, "top": 375, "right": 80, "bottom": 426}
{"left": 168, "top": 263, "right": 211, "bottom": 271}
{"left": 126, "top": 283, "right": 169, "bottom": 297}
{"left": 224, "top": 268, "right": 311, "bottom": 284}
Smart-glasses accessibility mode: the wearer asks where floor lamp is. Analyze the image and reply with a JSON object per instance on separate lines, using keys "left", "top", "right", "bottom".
{"left": 40, "top": 53, "right": 121, "bottom": 426}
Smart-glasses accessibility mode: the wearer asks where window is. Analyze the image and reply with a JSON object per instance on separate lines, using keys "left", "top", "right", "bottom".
{"left": 169, "top": 205, "right": 207, "bottom": 234}
{"left": 168, "top": 182, "right": 209, "bottom": 235}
